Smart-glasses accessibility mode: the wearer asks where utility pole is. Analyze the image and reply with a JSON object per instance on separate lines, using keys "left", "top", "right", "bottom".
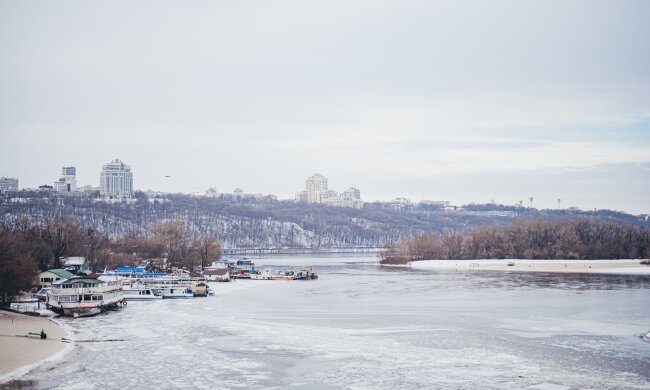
{"left": 529, "top": 197, "right": 533, "bottom": 209}
{"left": 557, "top": 198, "right": 561, "bottom": 209}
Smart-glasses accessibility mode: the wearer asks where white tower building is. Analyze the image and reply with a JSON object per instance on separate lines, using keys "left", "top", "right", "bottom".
{"left": 306, "top": 173, "right": 328, "bottom": 203}
{"left": 100, "top": 159, "right": 134, "bottom": 199}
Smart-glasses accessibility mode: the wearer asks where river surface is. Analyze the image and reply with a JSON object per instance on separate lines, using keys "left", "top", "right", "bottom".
{"left": 11, "top": 256, "right": 650, "bottom": 389}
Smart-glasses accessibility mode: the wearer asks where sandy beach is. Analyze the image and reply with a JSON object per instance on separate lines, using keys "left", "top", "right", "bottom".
{"left": 409, "top": 259, "right": 650, "bottom": 275}
{"left": 0, "top": 311, "right": 70, "bottom": 382}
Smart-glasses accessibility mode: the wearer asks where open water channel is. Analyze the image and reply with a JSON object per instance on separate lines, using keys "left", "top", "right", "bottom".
{"left": 8, "top": 255, "right": 650, "bottom": 389}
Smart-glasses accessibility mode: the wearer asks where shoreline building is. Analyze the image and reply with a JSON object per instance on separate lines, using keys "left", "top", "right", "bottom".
{"left": 53, "top": 166, "right": 77, "bottom": 193}
{"left": 100, "top": 159, "right": 134, "bottom": 200}
{"left": 296, "top": 174, "right": 363, "bottom": 209}
{"left": 0, "top": 177, "right": 19, "bottom": 193}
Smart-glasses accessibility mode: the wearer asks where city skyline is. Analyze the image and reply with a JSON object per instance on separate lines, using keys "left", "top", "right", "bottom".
{"left": 1, "top": 1, "right": 649, "bottom": 214}
{"left": 3, "top": 160, "right": 649, "bottom": 214}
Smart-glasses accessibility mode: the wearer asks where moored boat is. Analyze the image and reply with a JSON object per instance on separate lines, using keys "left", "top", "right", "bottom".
{"left": 123, "top": 286, "right": 163, "bottom": 300}
{"left": 154, "top": 286, "right": 194, "bottom": 299}
{"left": 250, "top": 269, "right": 274, "bottom": 280}
{"left": 47, "top": 275, "right": 125, "bottom": 317}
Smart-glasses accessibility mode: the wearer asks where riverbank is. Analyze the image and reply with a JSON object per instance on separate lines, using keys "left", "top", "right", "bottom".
{"left": 0, "top": 311, "right": 71, "bottom": 383}
{"left": 409, "top": 259, "right": 650, "bottom": 274}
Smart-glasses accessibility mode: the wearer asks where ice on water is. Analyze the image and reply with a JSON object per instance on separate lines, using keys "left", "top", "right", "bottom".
{"left": 23, "top": 256, "right": 650, "bottom": 389}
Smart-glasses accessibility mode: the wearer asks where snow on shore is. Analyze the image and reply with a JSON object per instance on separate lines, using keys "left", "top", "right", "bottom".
{"left": 409, "top": 259, "right": 650, "bottom": 275}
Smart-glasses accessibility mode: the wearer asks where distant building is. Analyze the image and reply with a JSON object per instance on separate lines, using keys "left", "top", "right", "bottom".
{"left": 79, "top": 185, "right": 100, "bottom": 193}
{"left": 100, "top": 159, "right": 134, "bottom": 200}
{"left": 295, "top": 191, "right": 308, "bottom": 202}
{"left": 233, "top": 188, "right": 244, "bottom": 196}
{"left": 296, "top": 174, "right": 363, "bottom": 209}
{"left": 0, "top": 177, "right": 19, "bottom": 193}
{"left": 205, "top": 187, "right": 218, "bottom": 198}
{"left": 305, "top": 173, "right": 328, "bottom": 203}
{"left": 54, "top": 166, "right": 77, "bottom": 193}
{"left": 419, "top": 200, "right": 450, "bottom": 207}
{"left": 203, "top": 268, "right": 230, "bottom": 282}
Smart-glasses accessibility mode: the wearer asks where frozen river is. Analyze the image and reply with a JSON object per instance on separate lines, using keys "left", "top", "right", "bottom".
{"left": 13, "top": 256, "right": 650, "bottom": 389}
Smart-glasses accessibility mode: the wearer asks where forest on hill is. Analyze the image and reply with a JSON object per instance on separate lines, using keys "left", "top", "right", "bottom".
{"left": 1, "top": 190, "right": 647, "bottom": 249}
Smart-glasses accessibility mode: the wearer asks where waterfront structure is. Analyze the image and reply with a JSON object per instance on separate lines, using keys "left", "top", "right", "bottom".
{"left": 35, "top": 269, "right": 75, "bottom": 289}
{"left": 100, "top": 159, "right": 134, "bottom": 200}
{"left": 0, "top": 177, "right": 19, "bottom": 193}
{"left": 296, "top": 174, "right": 363, "bottom": 209}
{"left": 204, "top": 268, "right": 230, "bottom": 282}
{"left": 53, "top": 166, "right": 77, "bottom": 193}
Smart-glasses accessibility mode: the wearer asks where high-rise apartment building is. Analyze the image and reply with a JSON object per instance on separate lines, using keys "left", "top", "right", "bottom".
{"left": 100, "top": 159, "right": 133, "bottom": 199}
{"left": 306, "top": 173, "right": 328, "bottom": 203}
{"left": 0, "top": 177, "right": 19, "bottom": 193}
{"left": 296, "top": 174, "right": 363, "bottom": 209}
{"left": 54, "top": 166, "right": 77, "bottom": 193}
{"left": 343, "top": 187, "right": 361, "bottom": 201}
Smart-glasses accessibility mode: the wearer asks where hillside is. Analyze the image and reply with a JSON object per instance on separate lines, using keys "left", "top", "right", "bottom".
{"left": 1, "top": 191, "right": 647, "bottom": 249}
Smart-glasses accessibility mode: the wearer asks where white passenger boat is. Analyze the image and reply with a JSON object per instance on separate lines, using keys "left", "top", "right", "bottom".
{"left": 272, "top": 271, "right": 295, "bottom": 281}
{"left": 123, "top": 287, "right": 163, "bottom": 300}
{"left": 47, "top": 275, "right": 124, "bottom": 317}
{"left": 154, "top": 286, "right": 194, "bottom": 299}
{"left": 250, "top": 269, "right": 274, "bottom": 280}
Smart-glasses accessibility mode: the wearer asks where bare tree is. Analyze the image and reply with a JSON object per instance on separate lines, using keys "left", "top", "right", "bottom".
{"left": 149, "top": 220, "right": 192, "bottom": 268}
{"left": 42, "top": 217, "right": 83, "bottom": 269}
{"left": 0, "top": 227, "right": 37, "bottom": 307}
{"left": 192, "top": 236, "right": 223, "bottom": 270}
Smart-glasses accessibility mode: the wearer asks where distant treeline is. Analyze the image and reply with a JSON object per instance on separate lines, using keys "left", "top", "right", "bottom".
{"left": 379, "top": 219, "right": 650, "bottom": 264}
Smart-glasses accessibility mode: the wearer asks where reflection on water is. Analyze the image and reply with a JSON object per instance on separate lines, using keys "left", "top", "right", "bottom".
{"left": 8, "top": 255, "right": 650, "bottom": 389}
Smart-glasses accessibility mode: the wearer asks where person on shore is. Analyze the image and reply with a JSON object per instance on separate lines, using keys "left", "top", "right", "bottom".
{"left": 40, "top": 329, "right": 47, "bottom": 340}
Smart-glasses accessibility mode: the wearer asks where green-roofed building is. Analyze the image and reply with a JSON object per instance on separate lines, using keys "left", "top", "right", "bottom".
{"left": 35, "top": 268, "right": 75, "bottom": 288}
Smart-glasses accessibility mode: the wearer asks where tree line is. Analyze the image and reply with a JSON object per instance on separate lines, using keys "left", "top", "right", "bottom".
{"left": 0, "top": 217, "right": 223, "bottom": 307}
{"left": 379, "top": 219, "right": 650, "bottom": 264}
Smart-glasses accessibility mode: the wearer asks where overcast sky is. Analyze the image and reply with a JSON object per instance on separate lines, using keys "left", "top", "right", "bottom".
{"left": 1, "top": 0, "right": 649, "bottom": 214}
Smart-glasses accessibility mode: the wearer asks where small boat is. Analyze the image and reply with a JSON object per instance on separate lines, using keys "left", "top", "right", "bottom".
{"left": 250, "top": 269, "right": 274, "bottom": 280}
{"left": 294, "top": 269, "right": 318, "bottom": 280}
{"left": 507, "top": 262, "right": 515, "bottom": 266}
{"left": 155, "top": 287, "right": 194, "bottom": 299}
{"left": 123, "top": 287, "right": 163, "bottom": 300}
{"left": 272, "top": 271, "right": 295, "bottom": 281}
{"left": 642, "top": 331, "right": 650, "bottom": 342}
